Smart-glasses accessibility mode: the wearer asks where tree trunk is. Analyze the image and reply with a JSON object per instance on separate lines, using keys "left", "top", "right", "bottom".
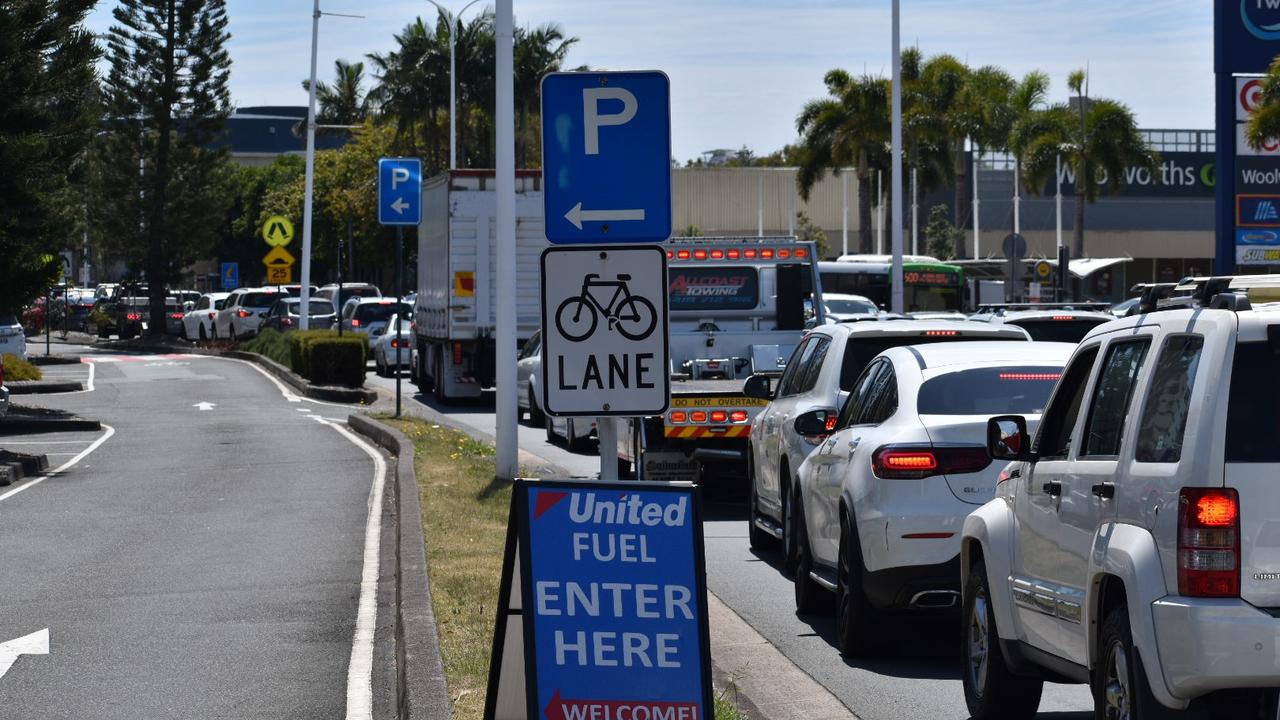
{"left": 1073, "top": 156, "right": 1086, "bottom": 260}
{"left": 953, "top": 141, "right": 968, "bottom": 259}
{"left": 147, "top": 0, "right": 177, "bottom": 338}
{"left": 857, "top": 151, "right": 873, "bottom": 254}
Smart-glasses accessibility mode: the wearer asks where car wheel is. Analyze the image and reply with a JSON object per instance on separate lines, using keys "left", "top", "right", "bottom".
{"left": 836, "top": 513, "right": 883, "bottom": 657}
{"left": 793, "top": 494, "right": 829, "bottom": 615}
{"left": 566, "top": 418, "right": 591, "bottom": 453}
{"left": 1094, "top": 604, "right": 1169, "bottom": 720}
{"left": 783, "top": 477, "right": 800, "bottom": 575}
{"left": 527, "top": 387, "right": 546, "bottom": 426}
{"left": 374, "top": 353, "right": 385, "bottom": 377}
{"left": 198, "top": 324, "right": 207, "bottom": 341}
{"left": 748, "top": 457, "right": 778, "bottom": 551}
{"left": 962, "top": 558, "right": 1042, "bottom": 720}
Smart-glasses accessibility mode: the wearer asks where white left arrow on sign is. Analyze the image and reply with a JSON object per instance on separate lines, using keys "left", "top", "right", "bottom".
{"left": 0, "top": 629, "right": 49, "bottom": 680}
{"left": 564, "top": 202, "right": 645, "bottom": 230}
{"left": 390, "top": 198, "right": 409, "bottom": 214}
{"left": 193, "top": 402, "right": 216, "bottom": 411}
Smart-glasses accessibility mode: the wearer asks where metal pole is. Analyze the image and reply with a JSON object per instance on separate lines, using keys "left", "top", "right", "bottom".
{"left": 1055, "top": 153, "right": 1064, "bottom": 250}
{"left": 599, "top": 417, "right": 618, "bottom": 482}
{"left": 841, "top": 169, "right": 848, "bottom": 256}
{"left": 338, "top": 223, "right": 345, "bottom": 337}
{"left": 396, "top": 226, "right": 403, "bottom": 418}
{"left": 910, "top": 166, "right": 918, "bottom": 255}
{"left": 1013, "top": 158, "right": 1021, "bottom": 236}
{"left": 876, "top": 170, "right": 884, "bottom": 255}
{"left": 45, "top": 289, "right": 51, "bottom": 356}
{"left": 494, "top": 0, "right": 517, "bottom": 480}
{"left": 298, "top": 0, "right": 321, "bottom": 331}
{"left": 448, "top": 30, "right": 457, "bottom": 169}
{"left": 890, "top": 0, "right": 904, "bottom": 314}
{"left": 972, "top": 147, "right": 981, "bottom": 259}
{"left": 788, "top": 175, "right": 795, "bottom": 237}
{"left": 757, "top": 176, "right": 763, "bottom": 236}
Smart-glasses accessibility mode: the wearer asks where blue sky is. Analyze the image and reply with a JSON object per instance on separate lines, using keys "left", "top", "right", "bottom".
{"left": 85, "top": 0, "right": 1215, "bottom": 162}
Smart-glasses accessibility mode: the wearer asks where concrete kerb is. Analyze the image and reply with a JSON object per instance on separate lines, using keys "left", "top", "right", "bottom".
{"left": 7, "top": 380, "right": 85, "bottom": 394}
{"left": 347, "top": 413, "right": 451, "bottom": 720}
{"left": 224, "top": 350, "right": 378, "bottom": 404}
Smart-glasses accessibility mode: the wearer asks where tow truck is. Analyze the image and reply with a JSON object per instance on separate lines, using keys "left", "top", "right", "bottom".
{"left": 619, "top": 236, "right": 822, "bottom": 483}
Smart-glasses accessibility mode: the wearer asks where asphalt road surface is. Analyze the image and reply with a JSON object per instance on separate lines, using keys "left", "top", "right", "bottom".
{"left": 0, "top": 349, "right": 395, "bottom": 719}
{"left": 367, "top": 367, "right": 1094, "bottom": 719}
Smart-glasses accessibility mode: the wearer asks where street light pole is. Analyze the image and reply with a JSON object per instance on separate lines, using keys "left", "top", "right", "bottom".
{"left": 428, "top": 0, "right": 482, "bottom": 170}
{"left": 494, "top": 0, "right": 517, "bottom": 481}
{"left": 299, "top": 0, "right": 321, "bottom": 331}
{"left": 890, "top": 0, "right": 904, "bottom": 313}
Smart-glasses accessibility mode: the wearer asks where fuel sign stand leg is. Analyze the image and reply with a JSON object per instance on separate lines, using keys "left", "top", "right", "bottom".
{"left": 598, "top": 417, "right": 618, "bottom": 481}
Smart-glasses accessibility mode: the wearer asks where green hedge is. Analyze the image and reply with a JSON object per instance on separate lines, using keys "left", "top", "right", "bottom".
{"left": 287, "top": 330, "right": 367, "bottom": 376}
{"left": 307, "top": 337, "right": 367, "bottom": 387}
{"left": 3, "top": 353, "right": 42, "bottom": 382}
{"left": 240, "top": 329, "right": 291, "bottom": 367}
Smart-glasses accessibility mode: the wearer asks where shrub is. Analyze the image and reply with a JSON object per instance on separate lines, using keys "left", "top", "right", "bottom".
{"left": 307, "top": 337, "right": 367, "bottom": 387}
{"left": 288, "top": 329, "right": 366, "bottom": 377}
{"left": 3, "top": 353, "right": 42, "bottom": 382}
{"left": 240, "top": 329, "right": 292, "bottom": 367}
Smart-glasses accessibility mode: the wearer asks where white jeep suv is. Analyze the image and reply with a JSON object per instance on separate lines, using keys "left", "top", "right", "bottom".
{"left": 962, "top": 275, "right": 1280, "bottom": 719}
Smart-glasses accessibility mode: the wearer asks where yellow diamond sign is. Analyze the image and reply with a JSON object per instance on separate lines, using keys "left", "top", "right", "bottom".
{"left": 262, "top": 216, "right": 294, "bottom": 247}
{"left": 263, "top": 245, "right": 295, "bottom": 266}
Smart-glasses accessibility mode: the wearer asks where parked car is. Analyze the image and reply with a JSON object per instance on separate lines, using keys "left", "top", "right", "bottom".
{"left": 259, "top": 298, "right": 337, "bottom": 333}
{"left": 516, "top": 330, "right": 545, "bottom": 425}
{"left": 823, "top": 293, "right": 879, "bottom": 322}
{"left": 790, "top": 341, "right": 1073, "bottom": 658}
{"left": 315, "top": 283, "right": 381, "bottom": 313}
{"left": 961, "top": 275, "right": 1280, "bottom": 719}
{"left": 0, "top": 312, "right": 27, "bottom": 360}
{"left": 746, "top": 320, "right": 1032, "bottom": 566}
{"left": 270, "top": 284, "right": 318, "bottom": 298}
{"left": 214, "top": 287, "right": 287, "bottom": 340}
{"left": 546, "top": 414, "right": 597, "bottom": 453}
{"left": 0, "top": 361, "right": 8, "bottom": 418}
{"left": 182, "top": 292, "right": 230, "bottom": 341}
{"left": 1109, "top": 296, "right": 1141, "bottom": 317}
{"left": 974, "top": 307, "right": 1115, "bottom": 343}
{"left": 371, "top": 313, "right": 412, "bottom": 376}
{"left": 339, "top": 298, "right": 412, "bottom": 338}
{"left": 164, "top": 291, "right": 199, "bottom": 335}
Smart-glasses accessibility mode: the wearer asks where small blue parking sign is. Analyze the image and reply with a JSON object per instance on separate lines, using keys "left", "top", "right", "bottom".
{"left": 220, "top": 262, "right": 238, "bottom": 290}
{"left": 541, "top": 71, "right": 672, "bottom": 244}
{"left": 378, "top": 158, "right": 422, "bottom": 226}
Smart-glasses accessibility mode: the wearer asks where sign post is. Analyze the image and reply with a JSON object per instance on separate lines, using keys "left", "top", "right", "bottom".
{"left": 261, "top": 215, "right": 296, "bottom": 285}
{"left": 377, "top": 157, "right": 422, "bottom": 419}
{"left": 540, "top": 71, "right": 673, "bottom": 482}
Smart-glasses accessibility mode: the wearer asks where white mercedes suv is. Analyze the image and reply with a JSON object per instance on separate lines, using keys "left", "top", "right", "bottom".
{"left": 962, "top": 276, "right": 1280, "bottom": 719}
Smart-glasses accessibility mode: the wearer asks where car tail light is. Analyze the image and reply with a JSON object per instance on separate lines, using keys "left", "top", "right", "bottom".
{"left": 871, "top": 445, "right": 990, "bottom": 479}
{"left": 710, "top": 249, "right": 724, "bottom": 259}
{"left": 777, "top": 249, "right": 791, "bottom": 259}
{"left": 667, "top": 251, "right": 674, "bottom": 259}
{"left": 794, "top": 248, "right": 808, "bottom": 258}
{"left": 126, "top": 312, "right": 141, "bottom": 321}
{"left": 391, "top": 339, "right": 403, "bottom": 349}
{"left": 168, "top": 312, "right": 182, "bottom": 320}
{"left": 710, "top": 410, "right": 728, "bottom": 423}
{"left": 1052, "top": 315, "right": 1074, "bottom": 321}
{"left": 744, "top": 249, "right": 757, "bottom": 259}
{"left": 669, "top": 411, "right": 687, "bottom": 423}
{"left": 730, "top": 410, "right": 749, "bottom": 423}
{"left": 237, "top": 309, "right": 250, "bottom": 318}
{"left": 677, "top": 250, "right": 690, "bottom": 259}
{"left": 922, "top": 330, "right": 959, "bottom": 337}
{"left": 690, "top": 411, "right": 708, "bottom": 423}
{"left": 281, "top": 318, "right": 294, "bottom": 327}
{"left": 1178, "top": 487, "right": 1240, "bottom": 597}
{"left": 452, "top": 342, "right": 463, "bottom": 365}
{"left": 727, "top": 249, "right": 740, "bottom": 259}
{"left": 999, "top": 372, "right": 1061, "bottom": 381}
{"left": 761, "top": 249, "right": 775, "bottom": 259}
{"left": 208, "top": 312, "right": 216, "bottom": 320}
{"left": 694, "top": 249, "right": 708, "bottom": 260}
{"left": 351, "top": 318, "right": 361, "bottom": 327}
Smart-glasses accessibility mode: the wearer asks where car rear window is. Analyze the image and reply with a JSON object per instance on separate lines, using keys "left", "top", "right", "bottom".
{"left": 1226, "top": 341, "right": 1280, "bottom": 462}
{"left": 0, "top": 314, "right": 18, "bottom": 326}
{"left": 339, "top": 286, "right": 381, "bottom": 305}
{"left": 668, "top": 267, "right": 759, "bottom": 312}
{"left": 241, "top": 292, "right": 281, "bottom": 307}
{"left": 839, "top": 335, "right": 1013, "bottom": 391}
{"left": 917, "top": 366, "right": 1063, "bottom": 415}
{"left": 214, "top": 299, "right": 228, "bottom": 310}
{"left": 1009, "top": 318, "right": 1109, "bottom": 343}
{"left": 354, "top": 302, "right": 411, "bottom": 323}
{"left": 305, "top": 300, "right": 334, "bottom": 315}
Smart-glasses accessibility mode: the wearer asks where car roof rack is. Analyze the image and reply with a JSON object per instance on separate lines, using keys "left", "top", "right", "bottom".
{"left": 1142, "top": 275, "right": 1280, "bottom": 313}
{"left": 665, "top": 235, "right": 800, "bottom": 245}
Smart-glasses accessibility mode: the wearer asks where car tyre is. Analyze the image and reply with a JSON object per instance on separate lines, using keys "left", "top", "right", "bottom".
{"left": 962, "top": 558, "right": 1042, "bottom": 720}
{"left": 566, "top": 418, "right": 591, "bottom": 453}
{"left": 836, "top": 513, "right": 883, "bottom": 657}
{"left": 782, "top": 477, "right": 800, "bottom": 575}
{"left": 198, "top": 324, "right": 207, "bottom": 341}
{"left": 1094, "top": 603, "right": 1171, "bottom": 720}
{"left": 747, "top": 459, "right": 778, "bottom": 551}
{"left": 527, "top": 387, "right": 546, "bottom": 426}
{"left": 793, "top": 494, "right": 829, "bottom": 615}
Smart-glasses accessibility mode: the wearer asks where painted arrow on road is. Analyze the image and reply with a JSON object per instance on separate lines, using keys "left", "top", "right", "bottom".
{"left": 193, "top": 402, "right": 216, "bottom": 411}
{"left": 390, "top": 197, "right": 410, "bottom": 214}
{"left": 564, "top": 202, "right": 646, "bottom": 230}
{"left": 0, "top": 629, "right": 49, "bottom": 680}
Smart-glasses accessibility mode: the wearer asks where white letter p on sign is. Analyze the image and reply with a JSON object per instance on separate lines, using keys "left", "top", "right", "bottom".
{"left": 391, "top": 167, "right": 410, "bottom": 189}
{"left": 583, "top": 87, "right": 637, "bottom": 156}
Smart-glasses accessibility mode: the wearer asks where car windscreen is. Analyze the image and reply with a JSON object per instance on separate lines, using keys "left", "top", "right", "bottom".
{"left": 354, "top": 302, "right": 411, "bottom": 324}
{"left": 917, "top": 366, "right": 1063, "bottom": 415}
{"left": 826, "top": 298, "right": 877, "bottom": 315}
{"left": 1009, "top": 318, "right": 1108, "bottom": 343}
{"left": 840, "top": 335, "right": 1012, "bottom": 391}
{"left": 339, "top": 287, "right": 381, "bottom": 305}
{"left": 291, "top": 300, "right": 336, "bottom": 316}
{"left": 1226, "top": 341, "right": 1280, "bottom": 462}
{"left": 241, "top": 292, "right": 283, "bottom": 308}
{"left": 668, "top": 267, "right": 759, "bottom": 312}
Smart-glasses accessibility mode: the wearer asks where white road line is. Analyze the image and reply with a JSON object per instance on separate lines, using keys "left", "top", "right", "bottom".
{"left": 0, "top": 425, "right": 115, "bottom": 504}
{"left": 206, "top": 355, "right": 373, "bottom": 409}
{"left": 0, "top": 440, "right": 95, "bottom": 445}
{"left": 312, "top": 416, "right": 386, "bottom": 720}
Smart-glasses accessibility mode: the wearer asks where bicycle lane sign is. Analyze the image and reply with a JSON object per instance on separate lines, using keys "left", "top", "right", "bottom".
{"left": 541, "top": 245, "right": 670, "bottom": 416}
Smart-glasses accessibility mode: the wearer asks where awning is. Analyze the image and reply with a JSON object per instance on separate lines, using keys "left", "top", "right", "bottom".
{"left": 948, "top": 257, "right": 1132, "bottom": 280}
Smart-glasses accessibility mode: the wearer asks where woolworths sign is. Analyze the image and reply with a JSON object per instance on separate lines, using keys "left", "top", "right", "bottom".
{"left": 1044, "top": 152, "right": 1215, "bottom": 198}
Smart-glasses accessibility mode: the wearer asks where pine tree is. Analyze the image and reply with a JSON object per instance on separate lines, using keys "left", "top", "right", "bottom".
{"left": 91, "top": 0, "right": 234, "bottom": 334}
{"left": 0, "top": 0, "right": 99, "bottom": 313}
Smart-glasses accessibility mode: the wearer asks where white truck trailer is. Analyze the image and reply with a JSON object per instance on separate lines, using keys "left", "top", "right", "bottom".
{"left": 410, "top": 170, "right": 547, "bottom": 402}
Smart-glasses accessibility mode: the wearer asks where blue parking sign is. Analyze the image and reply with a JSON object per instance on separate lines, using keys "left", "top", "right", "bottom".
{"left": 541, "top": 71, "right": 673, "bottom": 244}
{"left": 220, "top": 262, "right": 239, "bottom": 290}
{"left": 378, "top": 158, "right": 422, "bottom": 226}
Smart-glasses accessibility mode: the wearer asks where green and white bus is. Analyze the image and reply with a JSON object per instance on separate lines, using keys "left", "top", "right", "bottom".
{"left": 818, "top": 255, "right": 966, "bottom": 313}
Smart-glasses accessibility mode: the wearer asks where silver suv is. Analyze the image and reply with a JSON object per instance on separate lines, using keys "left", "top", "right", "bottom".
{"left": 961, "top": 276, "right": 1280, "bottom": 719}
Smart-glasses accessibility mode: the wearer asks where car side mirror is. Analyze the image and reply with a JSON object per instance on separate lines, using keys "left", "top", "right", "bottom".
{"left": 183, "top": 302, "right": 195, "bottom": 312}
{"left": 794, "top": 409, "right": 837, "bottom": 438}
{"left": 987, "top": 415, "right": 1032, "bottom": 462}
{"left": 259, "top": 311, "right": 269, "bottom": 318}
{"left": 743, "top": 374, "right": 774, "bottom": 400}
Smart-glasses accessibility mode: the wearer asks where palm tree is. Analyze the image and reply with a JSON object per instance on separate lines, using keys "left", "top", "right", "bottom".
{"left": 366, "top": 18, "right": 450, "bottom": 166}
{"left": 918, "top": 54, "right": 970, "bottom": 256}
{"left": 795, "top": 69, "right": 889, "bottom": 254}
{"left": 1020, "top": 69, "right": 1157, "bottom": 259}
{"left": 1246, "top": 55, "right": 1280, "bottom": 150}
{"left": 514, "top": 22, "right": 578, "bottom": 167}
{"left": 302, "top": 59, "right": 369, "bottom": 125}
{"left": 1006, "top": 71, "right": 1050, "bottom": 235}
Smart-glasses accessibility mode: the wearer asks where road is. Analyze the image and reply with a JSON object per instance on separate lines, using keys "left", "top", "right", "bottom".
{"left": 366, "top": 367, "right": 1094, "bottom": 719}
{"left": 0, "top": 348, "right": 395, "bottom": 719}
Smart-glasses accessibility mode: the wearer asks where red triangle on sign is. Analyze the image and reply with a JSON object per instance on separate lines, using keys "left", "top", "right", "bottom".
{"left": 533, "top": 491, "right": 568, "bottom": 519}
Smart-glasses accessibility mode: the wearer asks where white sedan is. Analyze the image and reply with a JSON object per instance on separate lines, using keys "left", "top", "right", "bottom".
{"left": 823, "top": 293, "right": 879, "bottom": 322}
{"left": 181, "top": 292, "right": 229, "bottom": 341}
{"left": 791, "top": 341, "right": 1072, "bottom": 656}
{"left": 371, "top": 313, "right": 411, "bottom": 377}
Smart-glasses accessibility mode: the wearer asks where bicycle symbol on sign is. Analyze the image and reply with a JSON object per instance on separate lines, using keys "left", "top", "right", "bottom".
{"left": 555, "top": 273, "right": 658, "bottom": 343}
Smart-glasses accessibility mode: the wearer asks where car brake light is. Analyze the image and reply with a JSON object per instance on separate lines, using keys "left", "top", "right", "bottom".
{"left": 730, "top": 410, "right": 749, "bottom": 423}
{"left": 677, "top": 250, "right": 690, "bottom": 259}
{"left": 168, "top": 312, "right": 182, "bottom": 320}
{"left": 669, "top": 411, "right": 687, "bottom": 423}
{"left": 872, "top": 445, "right": 990, "bottom": 479}
{"left": 391, "top": 339, "right": 403, "bottom": 348}
{"left": 777, "top": 249, "right": 791, "bottom": 259}
{"left": 452, "top": 342, "right": 463, "bottom": 365}
{"left": 710, "top": 410, "right": 728, "bottom": 423}
{"left": 998, "top": 372, "right": 1061, "bottom": 381}
{"left": 744, "top": 249, "right": 757, "bottom": 259}
{"left": 208, "top": 312, "right": 216, "bottom": 319}
{"left": 761, "top": 249, "right": 775, "bottom": 259}
{"left": 794, "top": 248, "right": 808, "bottom": 258}
{"left": 922, "top": 330, "right": 959, "bottom": 337}
{"left": 126, "top": 312, "right": 141, "bottom": 321}
{"left": 710, "top": 249, "right": 724, "bottom": 259}
{"left": 825, "top": 414, "right": 837, "bottom": 431}
{"left": 1052, "top": 315, "right": 1074, "bottom": 321}
{"left": 1178, "top": 487, "right": 1240, "bottom": 597}
{"left": 690, "top": 411, "right": 708, "bottom": 423}
{"left": 351, "top": 318, "right": 361, "bottom": 327}
{"left": 237, "top": 309, "right": 250, "bottom": 318}
{"left": 667, "top": 251, "right": 674, "bottom": 259}
{"left": 694, "top": 249, "right": 708, "bottom": 260}
{"left": 727, "top": 249, "right": 740, "bottom": 259}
